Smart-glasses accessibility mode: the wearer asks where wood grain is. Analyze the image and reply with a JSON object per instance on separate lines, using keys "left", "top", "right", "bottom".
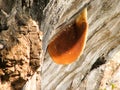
{"left": 41, "top": 0, "right": 120, "bottom": 90}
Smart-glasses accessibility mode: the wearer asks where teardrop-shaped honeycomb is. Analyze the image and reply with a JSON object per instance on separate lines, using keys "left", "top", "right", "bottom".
{"left": 48, "top": 8, "right": 88, "bottom": 64}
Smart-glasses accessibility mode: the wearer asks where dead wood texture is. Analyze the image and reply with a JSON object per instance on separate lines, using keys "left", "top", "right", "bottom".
{"left": 0, "top": 0, "right": 120, "bottom": 90}
{"left": 41, "top": 0, "right": 120, "bottom": 90}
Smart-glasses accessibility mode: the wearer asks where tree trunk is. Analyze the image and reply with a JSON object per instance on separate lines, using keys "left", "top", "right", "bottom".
{"left": 42, "top": 0, "right": 120, "bottom": 90}
{"left": 0, "top": 0, "right": 120, "bottom": 90}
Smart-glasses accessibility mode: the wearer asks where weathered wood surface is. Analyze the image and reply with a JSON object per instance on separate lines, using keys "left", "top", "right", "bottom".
{"left": 41, "top": 0, "right": 120, "bottom": 90}
{"left": 0, "top": 0, "right": 120, "bottom": 90}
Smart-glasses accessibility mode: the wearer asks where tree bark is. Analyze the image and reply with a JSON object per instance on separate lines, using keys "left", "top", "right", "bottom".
{"left": 0, "top": 0, "right": 120, "bottom": 90}
{"left": 0, "top": 0, "right": 45, "bottom": 90}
